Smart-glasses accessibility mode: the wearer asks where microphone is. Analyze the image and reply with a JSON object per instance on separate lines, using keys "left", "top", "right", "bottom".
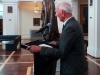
{"left": 36, "top": 23, "right": 51, "bottom": 34}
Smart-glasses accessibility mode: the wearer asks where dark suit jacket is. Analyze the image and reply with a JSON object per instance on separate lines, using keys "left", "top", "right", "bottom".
{"left": 40, "top": 17, "right": 88, "bottom": 75}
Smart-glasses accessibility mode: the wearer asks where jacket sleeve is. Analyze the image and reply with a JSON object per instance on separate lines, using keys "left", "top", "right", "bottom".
{"left": 40, "top": 47, "right": 60, "bottom": 60}
{"left": 56, "top": 41, "right": 60, "bottom": 47}
{"left": 40, "top": 26, "right": 77, "bottom": 59}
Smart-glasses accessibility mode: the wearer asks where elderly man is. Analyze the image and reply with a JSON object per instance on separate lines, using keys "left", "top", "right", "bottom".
{"left": 28, "top": 2, "right": 88, "bottom": 75}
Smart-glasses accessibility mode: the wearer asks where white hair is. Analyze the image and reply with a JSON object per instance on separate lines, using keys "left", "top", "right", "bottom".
{"left": 58, "top": 2, "right": 72, "bottom": 13}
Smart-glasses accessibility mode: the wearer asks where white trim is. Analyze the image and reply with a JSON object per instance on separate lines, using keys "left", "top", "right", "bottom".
{"left": 87, "top": 46, "right": 100, "bottom": 58}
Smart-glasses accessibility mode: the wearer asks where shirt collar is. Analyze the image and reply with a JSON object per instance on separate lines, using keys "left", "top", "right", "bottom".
{"left": 63, "top": 16, "right": 73, "bottom": 26}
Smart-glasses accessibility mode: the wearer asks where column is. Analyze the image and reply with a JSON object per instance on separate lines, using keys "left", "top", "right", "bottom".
{"left": 2, "top": 0, "right": 19, "bottom": 35}
{"left": 87, "top": 0, "right": 100, "bottom": 57}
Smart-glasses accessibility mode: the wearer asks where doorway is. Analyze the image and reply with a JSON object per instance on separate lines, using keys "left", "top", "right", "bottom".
{"left": 0, "top": 19, "right": 3, "bottom": 35}
{"left": 80, "top": 4, "right": 88, "bottom": 36}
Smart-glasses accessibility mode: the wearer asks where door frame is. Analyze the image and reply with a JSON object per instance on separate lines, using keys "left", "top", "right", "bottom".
{"left": 80, "top": 4, "right": 88, "bottom": 36}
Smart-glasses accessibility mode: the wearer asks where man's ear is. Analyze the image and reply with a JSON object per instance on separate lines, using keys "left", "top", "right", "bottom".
{"left": 61, "top": 10, "right": 65, "bottom": 17}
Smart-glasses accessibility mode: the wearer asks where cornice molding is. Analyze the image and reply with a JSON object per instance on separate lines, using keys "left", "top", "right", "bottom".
{"left": 2, "top": 0, "right": 18, "bottom": 3}
{"left": 18, "top": 0, "right": 42, "bottom": 2}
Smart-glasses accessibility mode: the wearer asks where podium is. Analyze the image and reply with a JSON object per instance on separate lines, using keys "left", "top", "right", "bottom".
{"left": 25, "top": 40, "right": 57, "bottom": 75}
{"left": 24, "top": 0, "right": 59, "bottom": 74}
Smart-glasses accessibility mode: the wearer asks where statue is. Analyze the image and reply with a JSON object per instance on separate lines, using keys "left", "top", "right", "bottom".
{"left": 40, "top": 0, "right": 59, "bottom": 42}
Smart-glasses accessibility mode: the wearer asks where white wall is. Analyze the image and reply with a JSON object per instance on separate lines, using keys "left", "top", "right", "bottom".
{"left": 19, "top": 9, "right": 42, "bottom": 39}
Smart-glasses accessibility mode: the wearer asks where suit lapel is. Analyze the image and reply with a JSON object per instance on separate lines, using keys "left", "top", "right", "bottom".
{"left": 62, "top": 17, "right": 75, "bottom": 32}
{"left": 64, "top": 17, "right": 75, "bottom": 28}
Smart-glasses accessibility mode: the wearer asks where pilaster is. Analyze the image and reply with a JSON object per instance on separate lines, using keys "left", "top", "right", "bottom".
{"left": 87, "top": 0, "right": 100, "bottom": 57}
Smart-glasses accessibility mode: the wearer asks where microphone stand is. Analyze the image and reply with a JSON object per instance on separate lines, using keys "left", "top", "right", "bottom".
{"left": 41, "top": 30, "right": 46, "bottom": 42}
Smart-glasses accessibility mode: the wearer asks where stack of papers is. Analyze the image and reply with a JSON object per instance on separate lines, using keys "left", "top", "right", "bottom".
{"left": 39, "top": 44, "right": 53, "bottom": 48}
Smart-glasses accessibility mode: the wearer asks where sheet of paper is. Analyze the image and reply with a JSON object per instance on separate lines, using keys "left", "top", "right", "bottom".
{"left": 39, "top": 44, "right": 53, "bottom": 48}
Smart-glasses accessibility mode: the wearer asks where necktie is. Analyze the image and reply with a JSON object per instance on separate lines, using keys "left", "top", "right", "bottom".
{"left": 62, "top": 24, "right": 65, "bottom": 32}
{"left": 63, "top": 24, "right": 65, "bottom": 30}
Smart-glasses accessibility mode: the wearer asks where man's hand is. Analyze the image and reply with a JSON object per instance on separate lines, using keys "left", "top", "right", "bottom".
{"left": 49, "top": 41, "right": 56, "bottom": 45}
{"left": 27, "top": 45, "right": 41, "bottom": 53}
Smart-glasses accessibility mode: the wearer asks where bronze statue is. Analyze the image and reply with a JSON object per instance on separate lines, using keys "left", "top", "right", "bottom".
{"left": 37, "top": 1, "right": 59, "bottom": 75}
{"left": 41, "top": 0, "right": 59, "bottom": 41}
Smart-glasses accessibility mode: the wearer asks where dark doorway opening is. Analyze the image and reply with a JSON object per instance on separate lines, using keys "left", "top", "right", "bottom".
{"left": 0, "top": 19, "right": 3, "bottom": 35}
{"left": 80, "top": 4, "right": 88, "bottom": 36}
